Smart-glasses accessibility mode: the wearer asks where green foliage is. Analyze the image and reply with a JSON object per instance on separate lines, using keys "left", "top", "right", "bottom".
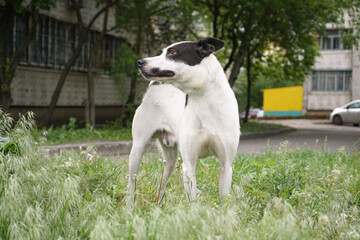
{"left": 236, "top": 48, "right": 307, "bottom": 110}
{"left": 0, "top": 110, "right": 38, "bottom": 156}
{"left": 0, "top": 137, "right": 21, "bottom": 155}
{"left": 31, "top": 119, "right": 132, "bottom": 146}
{"left": 186, "top": 0, "right": 360, "bottom": 87}
{"left": 116, "top": 0, "right": 193, "bottom": 49}
{"left": 31, "top": 119, "right": 286, "bottom": 146}
{"left": 106, "top": 44, "right": 139, "bottom": 102}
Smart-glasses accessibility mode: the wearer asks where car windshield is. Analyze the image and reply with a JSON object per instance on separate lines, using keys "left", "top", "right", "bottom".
{"left": 348, "top": 102, "right": 360, "bottom": 109}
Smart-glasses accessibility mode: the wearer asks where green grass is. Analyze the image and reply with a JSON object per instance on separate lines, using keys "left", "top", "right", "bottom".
{"left": 32, "top": 119, "right": 287, "bottom": 146}
{"left": 31, "top": 120, "right": 133, "bottom": 146}
{"left": 1, "top": 114, "right": 360, "bottom": 239}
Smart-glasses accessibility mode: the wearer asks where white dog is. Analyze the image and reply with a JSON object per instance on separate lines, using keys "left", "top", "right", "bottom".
{"left": 127, "top": 37, "right": 240, "bottom": 206}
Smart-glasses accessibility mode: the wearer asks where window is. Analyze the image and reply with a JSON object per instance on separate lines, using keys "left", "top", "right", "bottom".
{"left": 348, "top": 102, "right": 360, "bottom": 109}
{"left": 311, "top": 71, "right": 351, "bottom": 91}
{"left": 14, "top": 14, "right": 29, "bottom": 61}
{"left": 10, "top": 14, "right": 124, "bottom": 72}
{"left": 318, "top": 30, "right": 351, "bottom": 50}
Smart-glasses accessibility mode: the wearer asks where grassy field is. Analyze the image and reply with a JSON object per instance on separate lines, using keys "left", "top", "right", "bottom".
{"left": 1, "top": 114, "right": 360, "bottom": 239}
{"left": 31, "top": 118, "right": 288, "bottom": 146}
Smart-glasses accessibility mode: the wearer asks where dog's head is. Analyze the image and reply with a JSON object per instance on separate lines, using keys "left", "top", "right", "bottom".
{"left": 137, "top": 37, "right": 224, "bottom": 91}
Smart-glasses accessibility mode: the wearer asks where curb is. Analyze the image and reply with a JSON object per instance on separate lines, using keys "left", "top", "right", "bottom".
{"left": 38, "top": 140, "right": 158, "bottom": 157}
{"left": 38, "top": 128, "right": 296, "bottom": 156}
{"left": 240, "top": 127, "right": 296, "bottom": 140}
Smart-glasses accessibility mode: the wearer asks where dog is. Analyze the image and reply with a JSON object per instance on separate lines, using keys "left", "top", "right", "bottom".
{"left": 127, "top": 37, "right": 240, "bottom": 207}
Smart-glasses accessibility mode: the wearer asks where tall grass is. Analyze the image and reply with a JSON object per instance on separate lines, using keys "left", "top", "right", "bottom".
{"left": 1, "top": 113, "right": 359, "bottom": 239}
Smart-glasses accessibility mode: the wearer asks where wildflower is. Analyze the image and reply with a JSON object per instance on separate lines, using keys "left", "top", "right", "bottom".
{"left": 331, "top": 169, "right": 340, "bottom": 176}
{"left": 340, "top": 213, "right": 348, "bottom": 221}
{"left": 318, "top": 214, "right": 329, "bottom": 226}
{"left": 347, "top": 230, "right": 360, "bottom": 239}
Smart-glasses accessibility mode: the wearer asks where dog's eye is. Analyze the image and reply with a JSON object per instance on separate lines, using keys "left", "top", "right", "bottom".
{"left": 168, "top": 49, "right": 176, "bottom": 55}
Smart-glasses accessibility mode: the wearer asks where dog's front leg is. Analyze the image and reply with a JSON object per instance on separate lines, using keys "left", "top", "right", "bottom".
{"left": 127, "top": 141, "right": 147, "bottom": 208}
{"left": 219, "top": 160, "right": 233, "bottom": 197}
{"left": 182, "top": 157, "right": 198, "bottom": 200}
{"left": 181, "top": 141, "right": 202, "bottom": 200}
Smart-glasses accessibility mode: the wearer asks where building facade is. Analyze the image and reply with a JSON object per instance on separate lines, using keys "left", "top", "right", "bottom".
{"left": 4, "top": 0, "right": 147, "bottom": 125}
{"left": 303, "top": 25, "right": 360, "bottom": 112}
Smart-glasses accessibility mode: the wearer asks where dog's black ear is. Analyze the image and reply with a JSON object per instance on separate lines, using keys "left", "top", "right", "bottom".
{"left": 196, "top": 37, "right": 225, "bottom": 58}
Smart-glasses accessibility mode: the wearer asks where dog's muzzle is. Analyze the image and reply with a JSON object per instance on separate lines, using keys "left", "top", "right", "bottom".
{"left": 137, "top": 59, "right": 146, "bottom": 67}
{"left": 137, "top": 58, "right": 175, "bottom": 79}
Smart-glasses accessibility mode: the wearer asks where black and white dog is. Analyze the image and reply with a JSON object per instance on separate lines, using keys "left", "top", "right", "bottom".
{"left": 127, "top": 37, "right": 240, "bottom": 206}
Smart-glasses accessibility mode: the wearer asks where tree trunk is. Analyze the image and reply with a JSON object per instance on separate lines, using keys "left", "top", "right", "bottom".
{"left": 41, "top": 29, "right": 87, "bottom": 127}
{"left": 0, "top": 2, "right": 38, "bottom": 111}
{"left": 85, "top": 8, "right": 109, "bottom": 127}
{"left": 0, "top": 3, "right": 15, "bottom": 111}
{"left": 120, "top": 4, "right": 143, "bottom": 127}
{"left": 244, "top": 47, "right": 251, "bottom": 123}
{"left": 228, "top": 44, "right": 248, "bottom": 88}
{"left": 41, "top": 1, "right": 117, "bottom": 127}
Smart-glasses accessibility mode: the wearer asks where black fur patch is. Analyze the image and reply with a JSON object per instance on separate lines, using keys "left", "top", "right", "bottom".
{"left": 166, "top": 38, "right": 224, "bottom": 66}
{"left": 166, "top": 42, "right": 202, "bottom": 66}
{"left": 185, "top": 94, "right": 189, "bottom": 107}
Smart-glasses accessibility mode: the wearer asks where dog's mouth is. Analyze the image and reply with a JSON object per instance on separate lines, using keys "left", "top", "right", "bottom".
{"left": 140, "top": 68, "right": 175, "bottom": 79}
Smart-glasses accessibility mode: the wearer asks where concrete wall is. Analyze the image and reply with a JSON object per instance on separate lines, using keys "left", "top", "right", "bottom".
{"left": 38, "top": 0, "right": 121, "bottom": 37}
{"left": 5, "top": 0, "right": 151, "bottom": 125}
{"left": 11, "top": 66, "right": 148, "bottom": 107}
{"left": 303, "top": 48, "right": 359, "bottom": 111}
{"left": 352, "top": 48, "right": 360, "bottom": 100}
{"left": 306, "top": 92, "right": 351, "bottom": 110}
{"left": 314, "top": 50, "right": 353, "bottom": 70}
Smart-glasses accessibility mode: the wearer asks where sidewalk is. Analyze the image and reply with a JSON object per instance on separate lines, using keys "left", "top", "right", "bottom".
{"left": 39, "top": 127, "right": 296, "bottom": 156}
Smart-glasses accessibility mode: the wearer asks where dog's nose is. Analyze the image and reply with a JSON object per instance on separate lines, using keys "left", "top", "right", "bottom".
{"left": 137, "top": 59, "right": 146, "bottom": 67}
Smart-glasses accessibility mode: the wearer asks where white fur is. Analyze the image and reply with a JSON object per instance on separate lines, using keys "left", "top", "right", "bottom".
{"left": 127, "top": 42, "right": 240, "bottom": 207}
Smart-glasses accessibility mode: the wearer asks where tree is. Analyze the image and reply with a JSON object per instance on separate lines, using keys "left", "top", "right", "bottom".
{"left": 236, "top": 47, "right": 306, "bottom": 113}
{"left": 188, "top": 0, "right": 360, "bottom": 122}
{"left": 192, "top": 0, "right": 360, "bottom": 86}
{"left": 0, "top": 0, "right": 54, "bottom": 111}
{"left": 85, "top": 6, "right": 110, "bottom": 127}
{"left": 41, "top": 0, "right": 118, "bottom": 127}
{"left": 112, "top": 0, "right": 194, "bottom": 126}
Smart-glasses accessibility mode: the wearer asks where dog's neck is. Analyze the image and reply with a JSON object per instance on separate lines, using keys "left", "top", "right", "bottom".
{"left": 183, "top": 55, "right": 231, "bottom": 100}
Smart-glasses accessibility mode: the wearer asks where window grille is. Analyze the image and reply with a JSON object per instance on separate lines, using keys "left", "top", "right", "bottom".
{"left": 10, "top": 13, "right": 124, "bottom": 72}
{"left": 318, "top": 30, "right": 351, "bottom": 50}
{"left": 311, "top": 71, "right": 352, "bottom": 91}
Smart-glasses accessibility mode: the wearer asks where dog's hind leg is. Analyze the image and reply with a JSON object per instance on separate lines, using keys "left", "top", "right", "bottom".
{"left": 157, "top": 142, "right": 178, "bottom": 205}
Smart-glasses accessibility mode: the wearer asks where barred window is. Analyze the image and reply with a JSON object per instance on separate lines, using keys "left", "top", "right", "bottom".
{"left": 14, "top": 14, "right": 29, "bottom": 61}
{"left": 318, "top": 30, "right": 351, "bottom": 50}
{"left": 311, "top": 71, "right": 351, "bottom": 91}
{"left": 10, "top": 13, "right": 124, "bottom": 72}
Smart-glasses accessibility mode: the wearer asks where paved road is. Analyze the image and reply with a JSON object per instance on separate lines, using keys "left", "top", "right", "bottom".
{"left": 238, "top": 119, "right": 360, "bottom": 154}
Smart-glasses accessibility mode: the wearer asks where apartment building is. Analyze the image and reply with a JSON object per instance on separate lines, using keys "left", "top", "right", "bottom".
{"left": 5, "top": 1, "right": 146, "bottom": 124}
{"left": 303, "top": 26, "right": 360, "bottom": 112}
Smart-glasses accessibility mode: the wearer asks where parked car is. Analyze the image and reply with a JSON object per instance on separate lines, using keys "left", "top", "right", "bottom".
{"left": 240, "top": 108, "right": 264, "bottom": 120}
{"left": 329, "top": 100, "right": 360, "bottom": 126}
